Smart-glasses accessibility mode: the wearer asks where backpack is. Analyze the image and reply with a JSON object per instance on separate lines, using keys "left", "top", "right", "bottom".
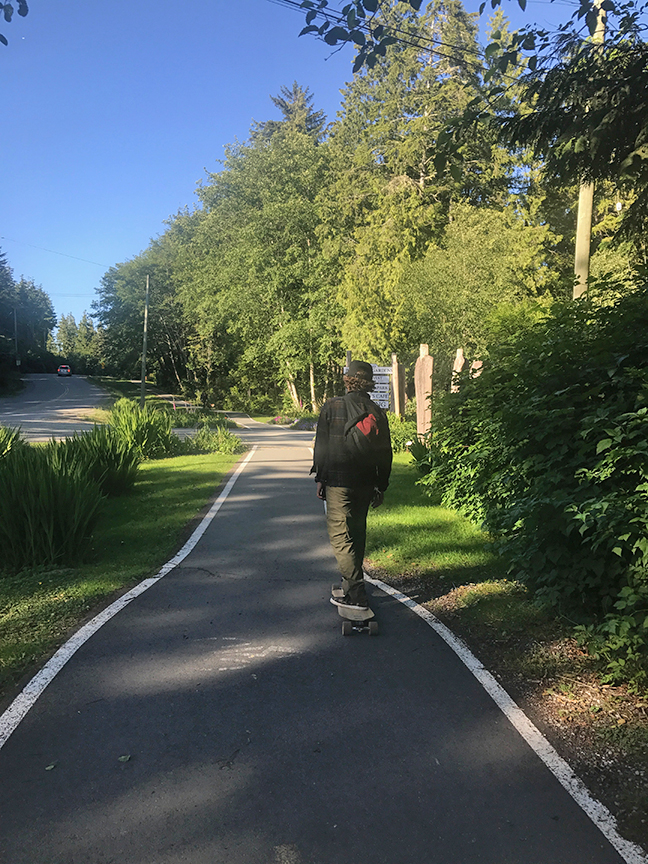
{"left": 342, "top": 393, "right": 385, "bottom": 461}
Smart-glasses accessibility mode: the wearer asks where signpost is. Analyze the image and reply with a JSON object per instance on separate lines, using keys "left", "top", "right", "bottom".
{"left": 370, "top": 364, "right": 391, "bottom": 409}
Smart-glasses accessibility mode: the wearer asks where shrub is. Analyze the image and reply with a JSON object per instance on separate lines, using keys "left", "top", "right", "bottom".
{"left": 0, "top": 446, "right": 104, "bottom": 571}
{"left": 45, "top": 426, "right": 140, "bottom": 496}
{"left": 386, "top": 413, "right": 418, "bottom": 454}
{"left": 109, "top": 398, "right": 182, "bottom": 459}
{"left": 183, "top": 422, "right": 247, "bottom": 455}
{"left": 421, "top": 287, "right": 648, "bottom": 622}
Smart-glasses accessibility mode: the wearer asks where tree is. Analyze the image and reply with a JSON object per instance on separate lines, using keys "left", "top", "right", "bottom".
{"left": 394, "top": 202, "right": 561, "bottom": 374}
{"left": 254, "top": 82, "right": 327, "bottom": 142}
{"left": 318, "top": 0, "right": 531, "bottom": 358}
{"left": 0, "top": 1, "right": 28, "bottom": 47}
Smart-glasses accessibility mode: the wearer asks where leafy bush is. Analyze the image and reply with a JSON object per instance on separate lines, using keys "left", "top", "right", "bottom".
{"left": 162, "top": 405, "right": 237, "bottom": 429}
{"left": 0, "top": 447, "right": 104, "bottom": 571}
{"left": 421, "top": 288, "right": 648, "bottom": 622}
{"left": 45, "top": 426, "right": 140, "bottom": 496}
{"left": 386, "top": 413, "right": 418, "bottom": 454}
{"left": 183, "top": 422, "right": 247, "bottom": 455}
{"left": 108, "top": 398, "right": 182, "bottom": 459}
{"left": 0, "top": 425, "right": 27, "bottom": 459}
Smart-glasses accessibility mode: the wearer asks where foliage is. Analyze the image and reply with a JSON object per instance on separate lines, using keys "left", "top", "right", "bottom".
{"left": 386, "top": 411, "right": 417, "bottom": 453}
{"left": 45, "top": 427, "right": 141, "bottom": 497}
{"left": 0, "top": 424, "right": 26, "bottom": 458}
{"left": 0, "top": 250, "right": 58, "bottom": 378}
{"left": 0, "top": 1, "right": 28, "bottom": 47}
{"left": 577, "top": 576, "right": 648, "bottom": 688}
{"left": 108, "top": 398, "right": 182, "bottom": 459}
{"left": 183, "top": 421, "right": 247, "bottom": 455}
{"left": 419, "top": 285, "right": 648, "bottom": 629}
{"left": 164, "top": 406, "right": 236, "bottom": 429}
{"left": 298, "top": 0, "right": 423, "bottom": 71}
{"left": 0, "top": 446, "right": 104, "bottom": 572}
{"left": 395, "top": 203, "right": 564, "bottom": 370}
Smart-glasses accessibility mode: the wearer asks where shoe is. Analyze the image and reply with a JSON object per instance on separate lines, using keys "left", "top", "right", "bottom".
{"left": 330, "top": 595, "right": 369, "bottom": 611}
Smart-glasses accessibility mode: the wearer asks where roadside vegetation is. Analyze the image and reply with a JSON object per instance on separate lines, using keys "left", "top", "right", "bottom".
{"left": 0, "top": 451, "right": 239, "bottom": 700}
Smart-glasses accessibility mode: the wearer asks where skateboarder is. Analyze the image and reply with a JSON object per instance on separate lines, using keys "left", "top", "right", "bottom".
{"left": 311, "top": 360, "right": 393, "bottom": 610}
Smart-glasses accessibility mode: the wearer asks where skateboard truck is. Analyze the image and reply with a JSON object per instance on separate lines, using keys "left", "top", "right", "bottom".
{"left": 331, "top": 585, "right": 379, "bottom": 636}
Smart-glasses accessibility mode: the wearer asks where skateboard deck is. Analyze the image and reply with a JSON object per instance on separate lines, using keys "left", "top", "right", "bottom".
{"left": 331, "top": 585, "right": 378, "bottom": 635}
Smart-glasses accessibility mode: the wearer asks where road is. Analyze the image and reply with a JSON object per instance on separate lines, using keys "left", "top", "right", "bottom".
{"left": 0, "top": 373, "right": 106, "bottom": 441}
{"left": 0, "top": 423, "right": 638, "bottom": 864}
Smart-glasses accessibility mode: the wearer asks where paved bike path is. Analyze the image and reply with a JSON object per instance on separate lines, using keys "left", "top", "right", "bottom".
{"left": 0, "top": 434, "right": 632, "bottom": 863}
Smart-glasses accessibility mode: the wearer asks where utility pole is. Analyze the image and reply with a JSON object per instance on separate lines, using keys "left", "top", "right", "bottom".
{"left": 13, "top": 307, "right": 20, "bottom": 368}
{"left": 573, "top": 0, "right": 606, "bottom": 299}
{"left": 140, "top": 275, "right": 149, "bottom": 408}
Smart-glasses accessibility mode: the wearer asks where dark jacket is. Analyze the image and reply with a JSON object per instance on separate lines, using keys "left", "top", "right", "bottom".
{"left": 311, "top": 391, "right": 392, "bottom": 491}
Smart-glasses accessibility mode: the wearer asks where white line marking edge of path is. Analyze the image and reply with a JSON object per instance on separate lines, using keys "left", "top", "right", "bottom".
{"left": 366, "top": 575, "right": 648, "bottom": 864}
{"left": 0, "top": 446, "right": 258, "bottom": 752}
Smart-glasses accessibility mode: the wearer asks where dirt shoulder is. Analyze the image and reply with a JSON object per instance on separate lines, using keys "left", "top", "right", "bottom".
{"left": 367, "top": 565, "right": 648, "bottom": 852}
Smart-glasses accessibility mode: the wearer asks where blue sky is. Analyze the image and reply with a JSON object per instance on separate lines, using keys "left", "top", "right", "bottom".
{"left": 1, "top": 0, "right": 573, "bottom": 330}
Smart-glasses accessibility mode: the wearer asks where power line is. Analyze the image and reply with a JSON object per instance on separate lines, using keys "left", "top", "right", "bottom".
{"left": 0, "top": 235, "right": 110, "bottom": 268}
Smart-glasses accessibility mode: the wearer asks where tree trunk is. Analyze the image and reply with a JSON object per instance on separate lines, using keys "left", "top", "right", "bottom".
{"left": 309, "top": 363, "right": 317, "bottom": 412}
{"left": 286, "top": 376, "right": 301, "bottom": 411}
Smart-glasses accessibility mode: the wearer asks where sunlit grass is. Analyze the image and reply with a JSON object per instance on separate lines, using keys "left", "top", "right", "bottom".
{"left": 366, "top": 453, "right": 504, "bottom": 584}
{"left": 0, "top": 452, "right": 239, "bottom": 696}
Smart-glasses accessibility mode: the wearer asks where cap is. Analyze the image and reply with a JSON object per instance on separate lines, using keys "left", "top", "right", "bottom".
{"left": 346, "top": 360, "right": 374, "bottom": 383}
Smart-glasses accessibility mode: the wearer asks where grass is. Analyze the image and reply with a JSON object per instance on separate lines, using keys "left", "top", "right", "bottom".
{"left": 88, "top": 376, "right": 164, "bottom": 403}
{"left": 366, "top": 453, "right": 505, "bottom": 587}
{"left": 0, "top": 452, "right": 239, "bottom": 699}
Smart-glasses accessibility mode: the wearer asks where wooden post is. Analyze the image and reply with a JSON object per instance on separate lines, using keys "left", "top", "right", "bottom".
{"left": 414, "top": 344, "right": 433, "bottom": 437}
{"left": 391, "top": 353, "right": 406, "bottom": 417}
{"left": 345, "top": 350, "right": 352, "bottom": 370}
{"left": 451, "top": 348, "right": 465, "bottom": 393}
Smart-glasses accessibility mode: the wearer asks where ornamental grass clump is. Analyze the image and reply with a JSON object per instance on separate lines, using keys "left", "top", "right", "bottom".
{"left": 45, "top": 426, "right": 140, "bottom": 496}
{"left": 0, "top": 425, "right": 27, "bottom": 459}
{"left": 109, "top": 398, "right": 181, "bottom": 459}
{"left": 185, "top": 421, "right": 247, "bottom": 455}
{"left": 0, "top": 446, "right": 104, "bottom": 572}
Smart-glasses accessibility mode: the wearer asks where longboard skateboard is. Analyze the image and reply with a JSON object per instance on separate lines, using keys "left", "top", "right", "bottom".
{"left": 331, "top": 585, "right": 379, "bottom": 636}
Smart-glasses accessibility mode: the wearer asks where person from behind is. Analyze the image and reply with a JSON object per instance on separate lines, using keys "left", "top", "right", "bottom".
{"left": 311, "top": 360, "right": 393, "bottom": 610}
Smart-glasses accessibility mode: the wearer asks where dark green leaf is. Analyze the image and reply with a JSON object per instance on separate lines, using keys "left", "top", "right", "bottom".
{"left": 299, "top": 25, "right": 319, "bottom": 36}
{"left": 3, "top": 4, "right": 13, "bottom": 23}
{"left": 517, "top": 0, "right": 527, "bottom": 10}
{"left": 323, "top": 26, "right": 349, "bottom": 45}
{"left": 0, "top": 32, "right": 7, "bottom": 45}
{"left": 485, "top": 41, "right": 500, "bottom": 59}
{"left": 364, "top": 0, "right": 378, "bottom": 10}
{"left": 349, "top": 29, "right": 366, "bottom": 46}
{"left": 306, "top": 9, "right": 317, "bottom": 24}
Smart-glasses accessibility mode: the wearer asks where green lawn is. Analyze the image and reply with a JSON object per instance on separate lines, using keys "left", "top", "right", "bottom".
{"left": 0, "top": 452, "right": 239, "bottom": 698}
{"left": 366, "top": 452, "right": 505, "bottom": 586}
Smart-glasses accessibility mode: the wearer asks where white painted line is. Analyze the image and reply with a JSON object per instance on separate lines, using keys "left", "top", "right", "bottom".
{"left": 0, "top": 446, "right": 258, "bottom": 752}
{"left": 366, "top": 576, "right": 648, "bottom": 864}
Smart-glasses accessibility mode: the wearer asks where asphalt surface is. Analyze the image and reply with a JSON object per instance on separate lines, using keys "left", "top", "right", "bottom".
{"left": 0, "top": 373, "right": 106, "bottom": 440}
{"left": 0, "top": 421, "right": 632, "bottom": 863}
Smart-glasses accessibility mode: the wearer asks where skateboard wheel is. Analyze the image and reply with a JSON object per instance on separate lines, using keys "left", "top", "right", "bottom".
{"left": 342, "top": 620, "right": 353, "bottom": 636}
{"left": 368, "top": 621, "right": 379, "bottom": 636}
